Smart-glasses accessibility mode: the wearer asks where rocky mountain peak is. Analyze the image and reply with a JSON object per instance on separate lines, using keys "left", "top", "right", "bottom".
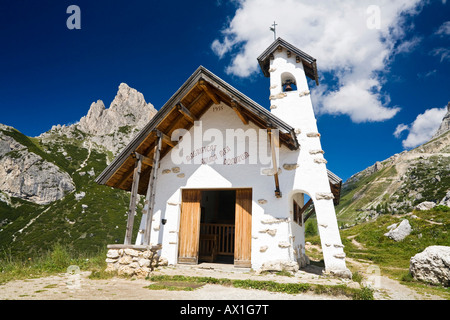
{"left": 39, "top": 83, "right": 158, "bottom": 156}
{"left": 432, "top": 101, "right": 450, "bottom": 139}
{"left": 78, "top": 83, "right": 157, "bottom": 137}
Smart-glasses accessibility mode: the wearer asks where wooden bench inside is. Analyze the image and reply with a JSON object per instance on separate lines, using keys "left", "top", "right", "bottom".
{"left": 199, "top": 234, "right": 218, "bottom": 263}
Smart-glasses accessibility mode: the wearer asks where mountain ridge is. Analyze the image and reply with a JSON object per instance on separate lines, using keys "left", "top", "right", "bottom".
{"left": 336, "top": 119, "right": 450, "bottom": 226}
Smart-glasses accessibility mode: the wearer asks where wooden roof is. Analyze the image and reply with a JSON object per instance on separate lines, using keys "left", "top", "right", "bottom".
{"left": 257, "top": 37, "right": 319, "bottom": 85}
{"left": 95, "top": 66, "right": 300, "bottom": 195}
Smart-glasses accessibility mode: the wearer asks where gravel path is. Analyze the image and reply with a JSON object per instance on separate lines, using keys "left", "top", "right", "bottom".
{"left": 0, "top": 263, "right": 351, "bottom": 300}
{"left": 0, "top": 262, "right": 444, "bottom": 300}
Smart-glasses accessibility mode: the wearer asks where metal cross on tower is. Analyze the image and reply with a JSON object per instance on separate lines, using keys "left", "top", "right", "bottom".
{"left": 270, "top": 21, "right": 277, "bottom": 40}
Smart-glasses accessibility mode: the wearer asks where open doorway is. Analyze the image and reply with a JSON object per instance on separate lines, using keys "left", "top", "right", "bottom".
{"left": 199, "top": 190, "right": 236, "bottom": 264}
{"left": 178, "top": 188, "right": 252, "bottom": 267}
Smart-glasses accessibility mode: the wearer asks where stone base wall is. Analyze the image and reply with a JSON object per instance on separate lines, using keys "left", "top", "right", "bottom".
{"left": 105, "top": 245, "right": 167, "bottom": 278}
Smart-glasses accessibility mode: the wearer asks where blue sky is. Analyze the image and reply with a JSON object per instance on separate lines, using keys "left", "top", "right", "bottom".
{"left": 0, "top": 0, "right": 448, "bottom": 182}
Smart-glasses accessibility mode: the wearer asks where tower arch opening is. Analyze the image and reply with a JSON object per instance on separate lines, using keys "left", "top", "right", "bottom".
{"left": 281, "top": 72, "right": 297, "bottom": 92}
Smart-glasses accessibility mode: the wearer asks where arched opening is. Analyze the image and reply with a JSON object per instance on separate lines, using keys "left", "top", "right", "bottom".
{"left": 281, "top": 72, "right": 297, "bottom": 92}
{"left": 290, "top": 191, "right": 316, "bottom": 269}
{"left": 300, "top": 196, "right": 325, "bottom": 270}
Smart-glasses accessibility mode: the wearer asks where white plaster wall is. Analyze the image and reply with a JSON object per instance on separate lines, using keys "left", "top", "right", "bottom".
{"left": 135, "top": 103, "right": 301, "bottom": 270}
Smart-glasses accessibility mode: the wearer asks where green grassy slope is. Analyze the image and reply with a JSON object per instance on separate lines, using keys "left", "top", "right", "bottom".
{"left": 336, "top": 131, "right": 450, "bottom": 225}
{"left": 306, "top": 206, "right": 449, "bottom": 297}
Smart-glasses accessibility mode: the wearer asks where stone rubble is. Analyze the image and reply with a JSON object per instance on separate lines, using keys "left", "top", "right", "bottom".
{"left": 105, "top": 247, "right": 168, "bottom": 278}
{"left": 415, "top": 201, "right": 436, "bottom": 211}
{"left": 384, "top": 219, "right": 412, "bottom": 241}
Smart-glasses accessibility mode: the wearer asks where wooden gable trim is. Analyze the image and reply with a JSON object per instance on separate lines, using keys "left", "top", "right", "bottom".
{"left": 199, "top": 79, "right": 220, "bottom": 105}
{"left": 231, "top": 99, "right": 249, "bottom": 125}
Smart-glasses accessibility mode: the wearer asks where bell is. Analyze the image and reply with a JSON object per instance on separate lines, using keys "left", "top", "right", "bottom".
{"left": 283, "top": 79, "right": 295, "bottom": 92}
{"left": 284, "top": 83, "right": 293, "bottom": 91}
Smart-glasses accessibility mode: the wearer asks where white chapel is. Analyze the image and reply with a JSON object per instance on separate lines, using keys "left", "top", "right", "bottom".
{"left": 96, "top": 38, "right": 351, "bottom": 277}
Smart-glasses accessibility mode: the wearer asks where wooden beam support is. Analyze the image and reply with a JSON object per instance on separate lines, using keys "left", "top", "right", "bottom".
{"left": 134, "top": 152, "right": 153, "bottom": 167}
{"left": 164, "top": 91, "right": 207, "bottom": 137}
{"left": 268, "top": 128, "right": 282, "bottom": 198}
{"left": 231, "top": 100, "right": 249, "bottom": 125}
{"left": 304, "top": 207, "right": 316, "bottom": 223}
{"left": 124, "top": 155, "right": 142, "bottom": 245}
{"left": 177, "top": 102, "right": 197, "bottom": 124}
{"left": 199, "top": 80, "right": 220, "bottom": 105}
{"left": 183, "top": 90, "right": 206, "bottom": 110}
{"left": 160, "top": 132, "right": 176, "bottom": 148}
{"left": 142, "top": 130, "right": 163, "bottom": 246}
{"left": 116, "top": 150, "right": 155, "bottom": 190}
{"left": 299, "top": 199, "right": 313, "bottom": 216}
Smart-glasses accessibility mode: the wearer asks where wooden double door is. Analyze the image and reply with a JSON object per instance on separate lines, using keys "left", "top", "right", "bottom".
{"left": 178, "top": 188, "right": 252, "bottom": 267}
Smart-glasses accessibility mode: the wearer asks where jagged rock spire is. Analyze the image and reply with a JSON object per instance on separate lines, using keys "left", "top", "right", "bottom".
{"left": 78, "top": 83, "right": 157, "bottom": 136}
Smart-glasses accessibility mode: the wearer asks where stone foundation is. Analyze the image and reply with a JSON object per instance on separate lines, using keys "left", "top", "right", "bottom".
{"left": 105, "top": 244, "right": 167, "bottom": 277}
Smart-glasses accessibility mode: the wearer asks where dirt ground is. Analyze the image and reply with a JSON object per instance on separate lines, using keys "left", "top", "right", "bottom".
{"left": 0, "top": 261, "right": 444, "bottom": 300}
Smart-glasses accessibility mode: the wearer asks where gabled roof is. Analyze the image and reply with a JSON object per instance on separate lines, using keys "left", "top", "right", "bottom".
{"left": 257, "top": 37, "right": 319, "bottom": 85}
{"left": 95, "top": 66, "right": 300, "bottom": 194}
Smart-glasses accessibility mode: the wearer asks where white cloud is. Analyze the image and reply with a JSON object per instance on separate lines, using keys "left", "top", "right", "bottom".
{"left": 435, "top": 21, "right": 450, "bottom": 35}
{"left": 395, "top": 36, "right": 422, "bottom": 54}
{"left": 212, "top": 0, "right": 425, "bottom": 123}
{"left": 417, "top": 69, "right": 437, "bottom": 79}
{"left": 394, "top": 123, "right": 409, "bottom": 138}
{"left": 431, "top": 47, "right": 450, "bottom": 62}
{"left": 396, "top": 106, "right": 447, "bottom": 148}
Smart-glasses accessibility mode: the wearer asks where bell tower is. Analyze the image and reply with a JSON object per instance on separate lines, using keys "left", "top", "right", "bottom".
{"left": 258, "top": 38, "right": 319, "bottom": 132}
{"left": 258, "top": 38, "right": 351, "bottom": 277}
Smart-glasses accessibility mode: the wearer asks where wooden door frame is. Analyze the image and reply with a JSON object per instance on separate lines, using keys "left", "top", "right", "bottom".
{"left": 178, "top": 189, "right": 202, "bottom": 264}
{"left": 177, "top": 188, "right": 252, "bottom": 267}
{"left": 234, "top": 188, "right": 252, "bottom": 268}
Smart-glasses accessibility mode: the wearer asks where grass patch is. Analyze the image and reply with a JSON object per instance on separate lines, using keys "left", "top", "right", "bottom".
{"left": 0, "top": 244, "right": 107, "bottom": 285}
{"left": 145, "top": 281, "right": 204, "bottom": 291}
{"left": 147, "top": 275, "right": 373, "bottom": 300}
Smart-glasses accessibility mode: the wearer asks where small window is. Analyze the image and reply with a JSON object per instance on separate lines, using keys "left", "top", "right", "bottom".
{"left": 293, "top": 200, "right": 303, "bottom": 226}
